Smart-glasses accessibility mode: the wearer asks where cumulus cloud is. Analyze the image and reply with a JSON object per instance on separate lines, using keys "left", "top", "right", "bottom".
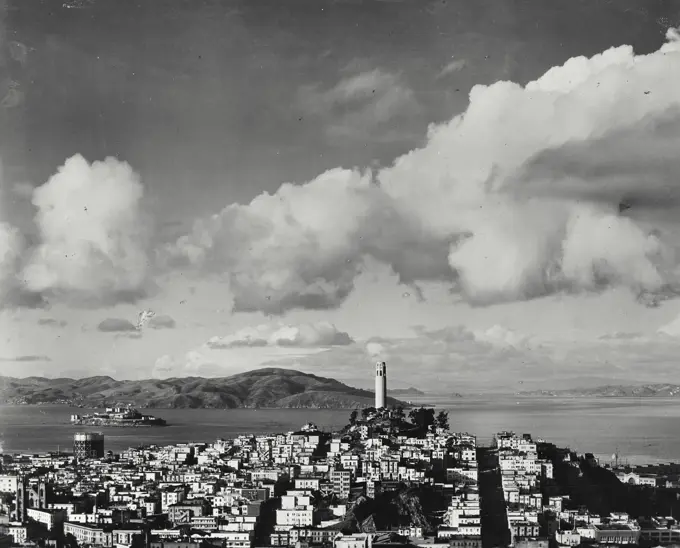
{"left": 600, "top": 331, "right": 642, "bottom": 341}
{"left": 37, "top": 318, "right": 67, "bottom": 328}
{"left": 166, "top": 31, "right": 680, "bottom": 314}
{"left": 152, "top": 354, "right": 176, "bottom": 378}
{"left": 366, "top": 341, "right": 387, "bottom": 360}
{"left": 0, "top": 163, "right": 27, "bottom": 306}
{"left": 97, "top": 317, "right": 138, "bottom": 332}
{"left": 151, "top": 351, "right": 241, "bottom": 379}
{"left": 164, "top": 168, "right": 453, "bottom": 314}
{"left": 267, "top": 323, "right": 680, "bottom": 392}
{"left": 207, "top": 322, "right": 353, "bottom": 349}
{"left": 164, "top": 168, "right": 375, "bottom": 313}
{"left": 417, "top": 324, "right": 533, "bottom": 350}
{"left": 0, "top": 355, "right": 51, "bottom": 363}
{"left": 598, "top": 331, "right": 647, "bottom": 341}
{"left": 155, "top": 351, "right": 215, "bottom": 377}
{"left": 437, "top": 58, "right": 467, "bottom": 79}
{"left": 658, "top": 314, "right": 680, "bottom": 337}
{"left": 0, "top": 221, "right": 23, "bottom": 302}
{"left": 21, "top": 155, "right": 151, "bottom": 307}
{"left": 147, "top": 314, "right": 176, "bottom": 329}
{"left": 417, "top": 325, "right": 476, "bottom": 343}
{"left": 116, "top": 331, "right": 143, "bottom": 340}
{"left": 510, "top": 113, "right": 680, "bottom": 209}
{"left": 472, "top": 325, "right": 533, "bottom": 349}
{"left": 299, "top": 69, "right": 419, "bottom": 141}
{"left": 267, "top": 327, "right": 557, "bottom": 392}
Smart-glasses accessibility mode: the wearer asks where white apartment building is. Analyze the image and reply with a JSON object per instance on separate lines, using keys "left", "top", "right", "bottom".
{"left": 250, "top": 469, "right": 282, "bottom": 482}
{"left": 144, "top": 500, "right": 159, "bottom": 515}
{"left": 7, "top": 525, "right": 27, "bottom": 545}
{"left": 294, "top": 478, "right": 320, "bottom": 490}
{"left": 281, "top": 494, "right": 312, "bottom": 510}
{"left": 161, "top": 489, "right": 185, "bottom": 511}
{"left": 0, "top": 476, "right": 18, "bottom": 493}
{"left": 334, "top": 533, "right": 372, "bottom": 548}
{"left": 69, "top": 513, "right": 98, "bottom": 524}
{"left": 26, "top": 508, "right": 65, "bottom": 531}
{"left": 209, "top": 531, "right": 252, "bottom": 548}
{"left": 64, "top": 523, "right": 113, "bottom": 547}
{"left": 275, "top": 508, "right": 313, "bottom": 527}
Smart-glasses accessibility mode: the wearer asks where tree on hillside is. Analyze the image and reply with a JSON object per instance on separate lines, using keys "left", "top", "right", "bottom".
{"left": 274, "top": 474, "right": 292, "bottom": 497}
{"left": 436, "top": 410, "right": 449, "bottom": 431}
{"left": 392, "top": 406, "right": 405, "bottom": 422}
{"left": 408, "top": 407, "right": 435, "bottom": 431}
{"left": 349, "top": 410, "right": 358, "bottom": 425}
{"left": 361, "top": 406, "right": 376, "bottom": 420}
{"left": 65, "top": 533, "right": 79, "bottom": 548}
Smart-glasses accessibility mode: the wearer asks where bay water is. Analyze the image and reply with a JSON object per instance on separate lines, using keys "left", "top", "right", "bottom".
{"left": 1, "top": 396, "right": 679, "bottom": 465}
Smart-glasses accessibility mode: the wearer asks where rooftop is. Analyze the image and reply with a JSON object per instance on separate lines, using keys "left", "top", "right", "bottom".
{"left": 593, "top": 524, "right": 638, "bottom": 531}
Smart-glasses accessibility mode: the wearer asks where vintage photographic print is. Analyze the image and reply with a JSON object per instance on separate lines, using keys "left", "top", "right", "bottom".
{"left": 1, "top": 1, "right": 680, "bottom": 547}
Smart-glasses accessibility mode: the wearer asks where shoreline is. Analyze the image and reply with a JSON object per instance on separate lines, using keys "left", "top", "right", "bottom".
{"left": 69, "top": 423, "right": 167, "bottom": 428}
{"left": 6, "top": 396, "right": 680, "bottom": 410}
{"left": 2, "top": 403, "right": 680, "bottom": 465}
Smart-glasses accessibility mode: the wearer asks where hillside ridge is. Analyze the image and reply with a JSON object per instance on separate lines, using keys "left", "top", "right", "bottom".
{"left": 519, "top": 383, "right": 680, "bottom": 397}
{"left": 0, "top": 368, "right": 407, "bottom": 409}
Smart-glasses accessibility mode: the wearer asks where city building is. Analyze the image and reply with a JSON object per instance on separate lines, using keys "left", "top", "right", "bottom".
{"left": 15, "top": 477, "right": 50, "bottom": 522}
{"left": 330, "top": 470, "right": 352, "bottom": 500}
{"left": 73, "top": 432, "right": 105, "bottom": 459}
{"left": 6, "top": 526, "right": 27, "bottom": 546}
{"left": 26, "top": 508, "right": 66, "bottom": 531}
{"left": 0, "top": 475, "right": 18, "bottom": 494}
{"left": 334, "top": 533, "right": 373, "bottom": 548}
{"left": 64, "top": 522, "right": 113, "bottom": 546}
{"left": 161, "top": 488, "right": 186, "bottom": 512}
{"left": 0, "top": 374, "right": 658, "bottom": 548}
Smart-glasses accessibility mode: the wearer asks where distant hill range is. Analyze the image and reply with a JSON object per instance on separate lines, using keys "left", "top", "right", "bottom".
{"left": 520, "top": 384, "right": 680, "bottom": 398}
{"left": 0, "top": 368, "right": 408, "bottom": 409}
{"left": 390, "top": 387, "right": 426, "bottom": 397}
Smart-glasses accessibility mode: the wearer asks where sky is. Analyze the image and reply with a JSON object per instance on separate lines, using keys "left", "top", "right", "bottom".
{"left": 1, "top": 0, "right": 680, "bottom": 392}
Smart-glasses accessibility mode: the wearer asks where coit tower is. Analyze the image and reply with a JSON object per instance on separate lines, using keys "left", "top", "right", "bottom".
{"left": 375, "top": 361, "right": 387, "bottom": 408}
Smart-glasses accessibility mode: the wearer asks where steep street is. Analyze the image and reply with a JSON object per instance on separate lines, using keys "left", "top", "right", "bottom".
{"left": 478, "top": 447, "right": 510, "bottom": 548}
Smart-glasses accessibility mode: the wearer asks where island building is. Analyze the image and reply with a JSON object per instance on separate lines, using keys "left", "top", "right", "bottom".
{"left": 73, "top": 432, "right": 105, "bottom": 459}
{"left": 71, "top": 406, "right": 166, "bottom": 426}
{"left": 375, "top": 361, "right": 387, "bottom": 408}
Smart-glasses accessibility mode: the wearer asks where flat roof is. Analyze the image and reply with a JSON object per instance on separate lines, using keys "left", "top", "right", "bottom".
{"left": 594, "top": 524, "right": 636, "bottom": 531}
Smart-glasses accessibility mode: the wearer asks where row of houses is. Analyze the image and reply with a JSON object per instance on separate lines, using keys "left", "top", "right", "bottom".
{"left": 0, "top": 413, "right": 481, "bottom": 548}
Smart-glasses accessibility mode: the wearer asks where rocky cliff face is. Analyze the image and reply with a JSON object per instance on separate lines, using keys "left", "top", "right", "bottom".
{"left": 338, "top": 488, "right": 433, "bottom": 534}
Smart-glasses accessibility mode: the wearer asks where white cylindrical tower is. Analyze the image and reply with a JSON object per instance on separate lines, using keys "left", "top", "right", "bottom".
{"left": 375, "top": 361, "right": 387, "bottom": 408}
